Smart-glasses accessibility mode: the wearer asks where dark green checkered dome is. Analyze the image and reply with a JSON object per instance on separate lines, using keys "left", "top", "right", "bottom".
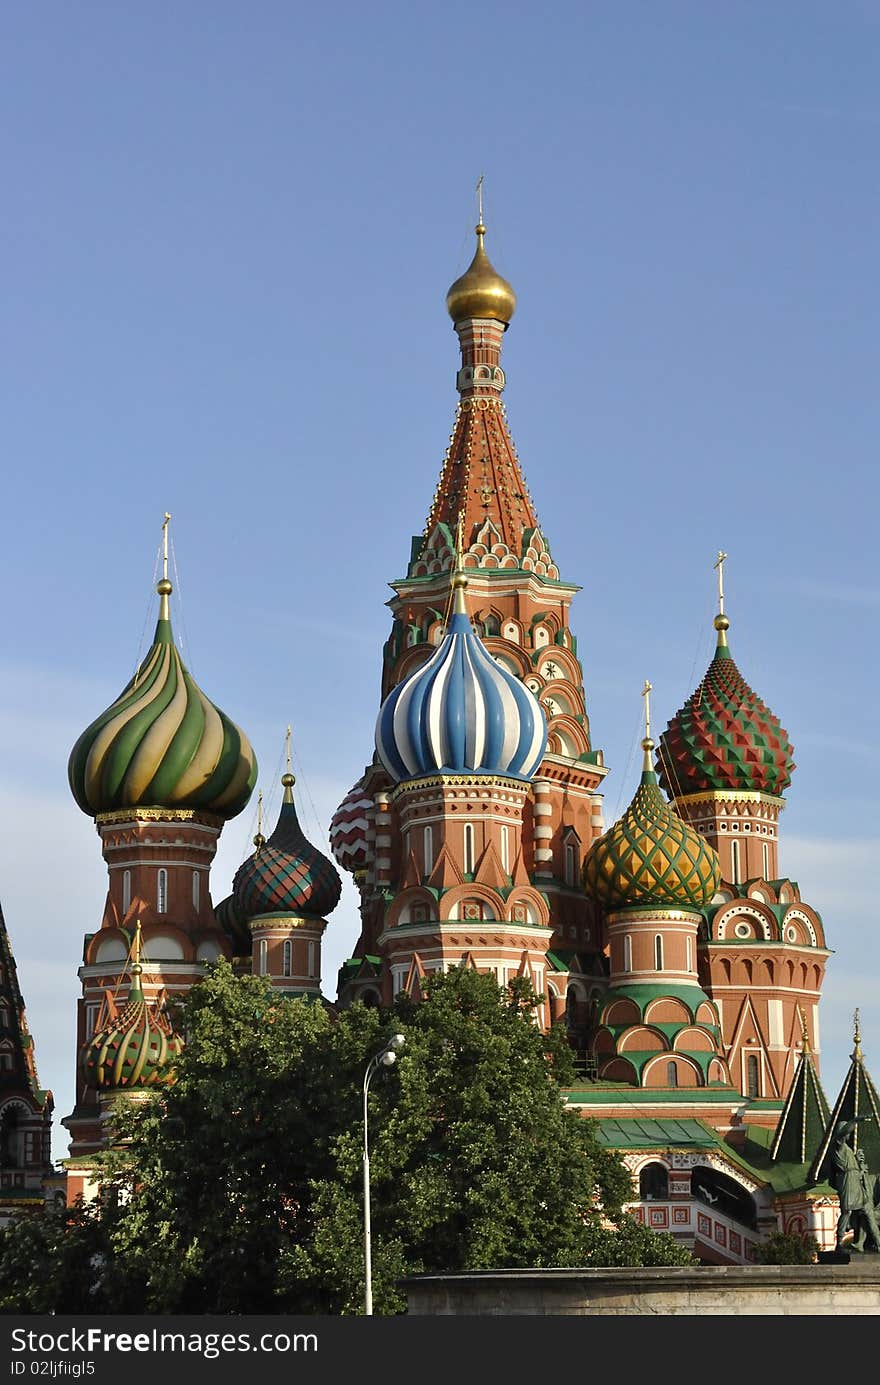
{"left": 583, "top": 751, "right": 721, "bottom": 912}
{"left": 232, "top": 774, "right": 342, "bottom": 922}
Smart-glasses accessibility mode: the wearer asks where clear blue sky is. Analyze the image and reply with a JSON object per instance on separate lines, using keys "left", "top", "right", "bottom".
{"left": 1, "top": 3, "right": 877, "bottom": 1160}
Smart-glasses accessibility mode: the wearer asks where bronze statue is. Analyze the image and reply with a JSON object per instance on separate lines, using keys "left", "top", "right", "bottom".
{"left": 833, "top": 1118, "right": 880, "bottom": 1253}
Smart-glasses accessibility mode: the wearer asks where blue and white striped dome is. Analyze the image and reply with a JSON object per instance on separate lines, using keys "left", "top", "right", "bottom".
{"left": 375, "top": 576, "right": 547, "bottom": 784}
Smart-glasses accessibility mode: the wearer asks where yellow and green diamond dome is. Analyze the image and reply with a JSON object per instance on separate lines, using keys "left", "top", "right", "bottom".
{"left": 583, "top": 741, "right": 721, "bottom": 911}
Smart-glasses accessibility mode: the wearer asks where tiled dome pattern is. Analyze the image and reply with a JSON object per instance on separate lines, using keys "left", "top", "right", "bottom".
{"left": 657, "top": 644, "right": 794, "bottom": 798}
{"left": 233, "top": 777, "right": 342, "bottom": 921}
{"left": 583, "top": 769, "right": 721, "bottom": 911}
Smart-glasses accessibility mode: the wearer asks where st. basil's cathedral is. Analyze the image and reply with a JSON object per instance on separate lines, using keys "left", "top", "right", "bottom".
{"left": 1, "top": 215, "right": 877, "bottom": 1265}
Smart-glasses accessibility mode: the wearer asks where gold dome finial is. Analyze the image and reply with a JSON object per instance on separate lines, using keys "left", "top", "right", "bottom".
{"left": 282, "top": 727, "right": 297, "bottom": 801}
{"left": 641, "top": 679, "right": 654, "bottom": 771}
{"left": 798, "top": 1005, "right": 811, "bottom": 1056}
{"left": 713, "top": 550, "right": 729, "bottom": 648}
{"left": 446, "top": 183, "right": 516, "bottom": 326}
{"left": 157, "top": 513, "right": 173, "bottom": 619}
{"left": 853, "top": 1007, "right": 863, "bottom": 1059}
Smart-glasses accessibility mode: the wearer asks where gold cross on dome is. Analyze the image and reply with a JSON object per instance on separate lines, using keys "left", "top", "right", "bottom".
{"left": 476, "top": 173, "right": 484, "bottom": 225}
{"left": 286, "top": 724, "right": 292, "bottom": 773}
{"left": 642, "top": 679, "right": 653, "bottom": 741}
{"left": 713, "top": 550, "right": 728, "bottom": 615}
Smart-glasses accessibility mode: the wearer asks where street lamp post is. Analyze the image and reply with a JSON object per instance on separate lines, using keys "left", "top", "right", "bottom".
{"left": 363, "top": 1033, "right": 405, "bottom": 1316}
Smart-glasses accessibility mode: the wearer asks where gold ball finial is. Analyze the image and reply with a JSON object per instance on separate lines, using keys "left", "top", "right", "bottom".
{"left": 642, "top": 736, "right": 655, "bottom": 753}
{"left": 157, "top": 578, "right": 173, "bottom": 596}
{"left": 281, "top": 772, "right": 295, "bottom": 788}
{"left": 714, "top": 614, "right": 730, "bottom": 632}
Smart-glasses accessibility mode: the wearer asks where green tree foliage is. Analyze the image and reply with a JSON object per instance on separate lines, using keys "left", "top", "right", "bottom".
{"left": 755, "top": 1230, "right": 819, "bottom": 1265}
{"left": 0, "top": 1202, "right": 107, "bottom": 1313}
{"left": 5, "top": 962, "right": 691, "bottom": 1314}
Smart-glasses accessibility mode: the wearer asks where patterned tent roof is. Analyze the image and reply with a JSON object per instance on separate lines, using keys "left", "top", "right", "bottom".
{"left": 233, "top": 774, "right": 342, "bottom": 921}
{"left": 583, "top": 758, "right": 721, "bottom": 912}
{"left": 657, "top": 623, "right": 794, "bottom": 799}
{"left": 69, "top": 578, "right": 257, "bottom": 819}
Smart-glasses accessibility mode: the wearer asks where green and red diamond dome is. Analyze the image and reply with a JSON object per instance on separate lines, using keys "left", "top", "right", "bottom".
{"left": 232, "top": 774, "right": 342, "bottom": 921}
{"left": 657, "top": 617, "right": 795, "bottom": 798}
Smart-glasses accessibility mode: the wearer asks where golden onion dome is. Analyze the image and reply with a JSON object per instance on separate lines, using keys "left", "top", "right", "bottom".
{"left": 446, "top": 223, "right": 516, "bottom": 326}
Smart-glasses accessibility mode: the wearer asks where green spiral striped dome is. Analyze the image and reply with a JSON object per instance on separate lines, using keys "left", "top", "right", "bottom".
{"left": 68, "top": 579, "right": 257, "bottom": 819}
{"left": 80, "top": 962, "right": 182, "bottom": 1091}
{"left": 583, "top": 749, "right": 721, "bottom": 911}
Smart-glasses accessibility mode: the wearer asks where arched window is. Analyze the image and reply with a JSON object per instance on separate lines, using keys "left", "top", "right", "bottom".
{"left": 639, "top": 1162, "right": 669, "bottom": 1201}
{"left": 423, "top": 826, "right": 434, "bottom": 875}
{"left": 122, "top": 870, "right": 131, "bottom": 914}
{"left": 746, "top": 1053, "right": 760, "bottom": 1098}
{"left": 666, "top": 1061, "right": 678, "bottom": 1088}
{"left": 157, "top": 869, "right": 168, "bottom": 915}
{"left": 730, "top": 839, "right": 741, "bottom": 885}
{"left": 464, "top": 823, "right": 475, "bottom": 875}
{"left": 762, "top": 842, "right": 770, "bottom": 879}
{"left": 654, "top": 935, "right": 664, "bottom": 971}
{"left": 564, "top": 842, "right": 577, "bottom": 886}
{"left": 258, "top": 939, "right": 267, "bottom": 976}
{"left": 282, "top": 940, "right": 292, "bottom": 978}
{"left": 500, "top": 826, "right": 509, "bottom": 873}
{"left": 308, "top": 941, "right": 316, "bottom": 977}
{"left": 623, "top": 934, "right": 632, "bottom": 974}
{"left": 686, "top": 934, "right": 693, "bottom": 973}
{"left": 192, "top": 871, "right": 200, "bottom": 910}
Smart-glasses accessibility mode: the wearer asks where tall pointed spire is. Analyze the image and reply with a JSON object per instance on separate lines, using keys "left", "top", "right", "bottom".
{"left": 413, "top": 197, "right": 553, "bottom": 576}
{"left": 769, "top": 1017, "right": 830, "bottom": 1167}
{"left": 809, "top": 1018, "right": 880, "bottom": 1185}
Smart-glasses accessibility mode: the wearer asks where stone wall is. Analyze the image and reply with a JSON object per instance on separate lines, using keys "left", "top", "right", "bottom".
{"left": 404, "top": 1262, "right": 880, "bottom": 1315}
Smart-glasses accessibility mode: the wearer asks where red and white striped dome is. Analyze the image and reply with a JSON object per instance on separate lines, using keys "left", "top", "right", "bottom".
{"left": 329, "top": 775, "right": 372, "bottom": 875}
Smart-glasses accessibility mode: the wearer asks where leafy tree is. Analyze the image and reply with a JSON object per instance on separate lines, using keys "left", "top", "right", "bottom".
{"left": 755, "top": 1230, "right": 819, "bottom": 1265}
{"left": 0, "top": 1201, "right": 107, "bottom": 1313}
{"left": 44, "top": 961, "right": 691, "bottom": 1314}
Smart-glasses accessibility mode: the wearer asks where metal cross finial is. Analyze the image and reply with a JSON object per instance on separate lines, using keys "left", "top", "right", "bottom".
{"left": 476, "top": 173, "right": 484, "bottom": 226}
{"left": 286, "top": 724, "right": 292, "bottom": 773}
{"left": 257, "top": 790, "right": 263, "bottom": 838}
{"left": 133, "top": 918, "right": 142, "bottom": 966}
{"left": 642, "top": 679, "right": 653, "bottom": 741}
{"left": 798, "top": 1005, "right": 811, "bottom": 1054}
{"left": 455, "top": 512, "right": 465, "bottom": 571}
{"left": 854, "top": 1007, "right": 862, "bottom": 1055}
{"left": 713, "top": 550, "right": 728, "bottom": 616}
{"left": 162, "top": 513, "right": 171, "bottom": 582}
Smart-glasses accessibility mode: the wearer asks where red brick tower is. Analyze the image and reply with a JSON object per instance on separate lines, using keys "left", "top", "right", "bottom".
{"left": 0, "top": 900, "right": 55, "bottom": 1222}
{"left": 63, "top": 524, "right": 257, "bottom": 1182}
{"left": 333, "top": 217, "right": 609, "bottom": 1025}
{"left": 656, "top": 555, "right": 829, "bottom": 1111}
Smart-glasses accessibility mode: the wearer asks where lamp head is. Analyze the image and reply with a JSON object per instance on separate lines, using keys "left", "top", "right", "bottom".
{"left": 380, "top": 1050, "right": 397, "bottom": 1069}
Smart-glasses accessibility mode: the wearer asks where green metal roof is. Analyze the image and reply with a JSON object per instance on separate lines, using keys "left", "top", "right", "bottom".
{"left": 593, "top": 1118, "right": 720, "bottom": 1149}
